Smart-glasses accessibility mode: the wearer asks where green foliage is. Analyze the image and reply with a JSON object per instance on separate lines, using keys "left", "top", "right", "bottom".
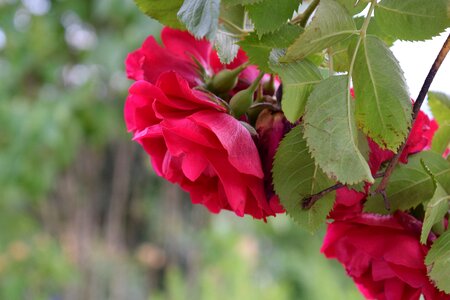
{"left": 425, "top": 230, "right": 450, "bottom": 293}
{"left": 134, "top": 0, "right": 185, "bottom": 28}
{"left": 420, "top": 183, "right": 449, "bottom": 244}
{"left": 329, "top": 36, "right": 355, "bottom": 73}
{"left": 273, "top": 126, "right": 336, "bottom": 233}
{"left": 429, "top": 92, "right": 450, "bottom": 155}
{"left": 246, "top": 0, "right": 301, "bottom": 37}
{"left": 354, "top": 16, "right": 396, "bottom": 46}
{"left": 222, "top": 0, "right": 262, "bottom": 5}
{"left": 152, "top": 214, "right": 363, "bottom": 300}
{"left": 215, "top": 5, "right": 246, "bottom": 63}
{"left": 284, "top": 0, "right": 357, "bottom": 62}
{"left": 177, "top": 0, "right": 221, "bottom": 40}
{"left": 365, "top": 152, "right": 450, "bottom": 214}
{"left": 335, "top": 0, "right": 368, "bottom": 15}
{"left": 0, "top": 0, "right": 163, "bottom": 298}
{"left": 351, "top": 35, "right": 411, "bottom": 151}
{"left": 303, "top": 75, "right": 374, "bottom": 184}
{"left": 2, "top": 0, "right": 449, "bottom": 297}
{"left": 270, "top": 60, "right": 322, "bottom": 123}
{"left": 214, "top": 32, "right": 240, "bottom": 63}
{"left": 374, "top": 0, "right": 450, "bottom": 41}
{"left": 0, "top": 235, "right": 74, "bottom": 300}
{"left": 239, "top": 24, "right": 303, "bottom": 73}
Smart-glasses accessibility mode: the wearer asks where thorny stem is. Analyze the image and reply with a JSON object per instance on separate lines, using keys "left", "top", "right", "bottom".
{"left": 375, "top": 34, "right": 450, "bottom": 198}
{"left": 302, "top": 173, "right": 385, "bottom": 210}
{"left": 291, "top": 0, "right": 320, "bottom": 27}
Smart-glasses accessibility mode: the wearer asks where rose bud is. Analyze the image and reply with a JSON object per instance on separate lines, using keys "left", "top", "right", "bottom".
{"left": 262, "top": 75, "right": 276, "bottom": 96}
{"left": 207, "top": 64, "right": 246, "bottom": 94}
{"left": 255, "top": 109, "right": 291, "bottom": 213}
{"left": 230, "top": 72, "right": 264, "bottom": 118}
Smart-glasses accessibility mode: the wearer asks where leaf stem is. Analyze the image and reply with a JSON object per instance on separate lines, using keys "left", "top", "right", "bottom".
{"left": 375, "top": 34, "right": 450, "bottom": 196}
{"left": 218, "top": 17, "right": 251, "bottom": 36}
{"left": 348, "top": 0, "right": 376, "bottom": 81}
{"left": 302, "top": 172, "right": 385, "bottom": 209}
{"left": 291, "top": 0, "right": 320, "bottom": 27}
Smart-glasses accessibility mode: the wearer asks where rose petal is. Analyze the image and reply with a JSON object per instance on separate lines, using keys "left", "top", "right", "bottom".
{"left": 181, "top": 152, "right": 209, "bottom": 182}
{"left": 161, "top": 27, "right": 211, "bottom": 70}
{"left": 125, "top": 80, "right": 165, "bottom": 132}
{"left": 191, "top": 111, "right": 264, "bottom": 178}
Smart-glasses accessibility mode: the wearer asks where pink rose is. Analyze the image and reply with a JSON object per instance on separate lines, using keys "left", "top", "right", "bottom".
{"left": 125, "top": 71, "right": 278, "bottom": 219}
{"left": 321, "top": 213, "right": 450, "bottom": 300}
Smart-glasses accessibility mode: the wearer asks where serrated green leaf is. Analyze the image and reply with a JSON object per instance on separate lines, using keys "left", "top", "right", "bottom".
{"left": 177, "top": 0, "right": 220, "bottom": 40}
{"left": 284, "top": 0, "right": 357, "bottom": 62}
{"left": 429, "top": 92, "right": 450, "bottom": 155}
{"left": 303, "top": 75, "right": 374, "bottom": 184}
{"left": 273, "top": 125, "right": 335, "bottom": 233}
{"left": 425, "top": 230, "right": 450, "bottom": 293}
{"left": 375, "top": 0, "right": 450, "bottom": 41}
{"left": 335, "top": 0, "right": 368, "bottom": 16}
{"left": 214, "top": 31, "right": 240, "bottom": 64}
{"left": 270, "top": 60, "right": 322, "bottom": 123}
{"left": 214, "top": 4, "right": 246, "bottom": 63}
{"left": 351, "top": 35, "right": 411, "bottom": 151}
{"left": 354, "top": 17, "right": 396, "bottom": 47}
{"left": 246, "top": 0, "right": 301, "bottom": 36}
{"left": 134, "top": 0, "right": 185, "bottom": 28}
{"left": 365, "top": 151, "right": 450, "bottom": 214}
{"left": 421, "top": 184, "right": 449, "bottom": 244}
{"left": 329, "top": 35, "right": 357, "bottom": 73}
{"left": 238, "top": 24, "right": 303, "bottom": 73}
{"left": 220, "top": 3, "right": 246, "bottom": 29}
{"left": 420, "top": 158, "right": 438, "bottom": 190}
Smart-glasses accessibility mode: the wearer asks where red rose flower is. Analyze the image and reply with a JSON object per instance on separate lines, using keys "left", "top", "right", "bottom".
{"left": 125, "top": 71, "right": 278, "bottom": 219}
{"left": 329, "top": 187, "right": 366, "bottom": 221}
{"left": 321, "top": 213, "right": 450, "bottom": 300}
{"left": 126, "top": 27, "right": 258, "bottom": 88}
{"left": 126, "top": 27, "right": 211, "bottom": 86}
{"left": 368, "top": 110, "right": 438, "bottom": 173}
{"left": 402, "top": 112, "right": 438, "bottom": 160}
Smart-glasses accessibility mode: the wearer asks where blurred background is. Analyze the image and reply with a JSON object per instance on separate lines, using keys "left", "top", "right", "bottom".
{"left": 0, "top": 0, "right": 370, "bottom": 299}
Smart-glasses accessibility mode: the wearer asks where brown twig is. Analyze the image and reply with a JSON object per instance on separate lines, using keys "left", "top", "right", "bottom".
{"left": 302, "top": 172, "right": 385, "bottom": 209}
{"left": 374, "top": 34, "right": 450, "bottom": 198}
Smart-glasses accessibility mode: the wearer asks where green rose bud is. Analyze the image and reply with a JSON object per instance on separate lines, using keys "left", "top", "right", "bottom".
{"left": 207, "top": 64, "right": 246, "bottom": 94}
